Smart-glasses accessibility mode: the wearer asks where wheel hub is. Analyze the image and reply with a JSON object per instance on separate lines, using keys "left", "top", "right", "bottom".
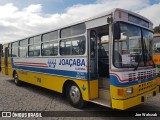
{"left": 69, "top": 86, "right": 80, "bottom": 104}
{"left": 14, "top": 74, "right": 18, "bottom": 83}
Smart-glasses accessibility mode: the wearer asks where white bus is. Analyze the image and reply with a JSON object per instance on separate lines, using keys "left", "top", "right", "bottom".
{"left": 1, "top": 8, "right": 158, "bottom": 110}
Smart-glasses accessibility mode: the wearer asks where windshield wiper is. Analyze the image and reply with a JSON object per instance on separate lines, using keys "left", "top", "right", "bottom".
{"left": 144, "top": 44, "right": 155, "bottom": 68}
{"left": 134, "top": 50, "right": 155, "bottom": 71}
{"left": 134, "top": 55, "right": 142, "bottom": 71}
{"left": 145, "top": 51, "right": 155, "bottom": 68}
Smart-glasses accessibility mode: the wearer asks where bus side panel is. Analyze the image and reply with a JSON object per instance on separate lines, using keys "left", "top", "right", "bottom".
{"left": 8, "top": 58, "right": 14, "bottom": 78}
{"left": 89, "top": 80, "right": 98, "bottom": 99}
{"left": 1, "top": 57, "right": 5, "bottom": 75}
{"left": 16, "top": 70, "right": 90, "bottom": 101}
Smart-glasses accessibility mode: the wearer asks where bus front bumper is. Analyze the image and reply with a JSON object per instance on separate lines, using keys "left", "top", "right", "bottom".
{"left": 111, "top": 86, "right": 159, "bottom": 110}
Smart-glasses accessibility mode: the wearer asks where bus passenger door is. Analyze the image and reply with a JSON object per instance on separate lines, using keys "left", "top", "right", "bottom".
{"left": 88, "top": 30, "right": 99, "bottom": 100}
{"left": 88, "top": 25, "right": 111, "bottom": 107}
{"left": 89, "top": 30, "right": 98, "bottom": 79}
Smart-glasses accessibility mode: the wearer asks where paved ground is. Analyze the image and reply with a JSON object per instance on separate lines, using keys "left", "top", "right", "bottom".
{"left": 0, "top": 73, "right": 160, "bottom": 120}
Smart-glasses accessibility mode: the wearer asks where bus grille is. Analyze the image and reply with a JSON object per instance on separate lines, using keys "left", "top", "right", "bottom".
{"left": 128, "top": 69, "right": 156, "bottom": 81}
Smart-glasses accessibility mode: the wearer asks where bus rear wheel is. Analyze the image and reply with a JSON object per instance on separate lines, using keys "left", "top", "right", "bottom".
{"left": 67, "top": 83, "right": 86, "bottom": 108}
{"left": 14, "top": 72, "right": 22, "bottom": 86}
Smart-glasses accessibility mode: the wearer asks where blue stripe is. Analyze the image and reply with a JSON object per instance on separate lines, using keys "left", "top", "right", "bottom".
{"left": 11, "top": 59, "right": 88, "bottom": 80}
{"left": 110, "top": 75, "right": 156, "bottom": 87}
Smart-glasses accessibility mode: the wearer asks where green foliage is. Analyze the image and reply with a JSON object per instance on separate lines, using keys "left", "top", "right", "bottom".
{"left": 154, "top": 24, "right": 160, "bottom": 33}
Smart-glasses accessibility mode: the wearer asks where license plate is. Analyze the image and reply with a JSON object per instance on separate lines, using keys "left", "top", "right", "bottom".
{"left": 146, "top": 94, "right": 152, "bottom": 101}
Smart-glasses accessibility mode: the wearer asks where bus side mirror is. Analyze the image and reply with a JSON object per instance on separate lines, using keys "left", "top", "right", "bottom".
{"left": 113, "top": 22, "right": 121, "bottom": 40}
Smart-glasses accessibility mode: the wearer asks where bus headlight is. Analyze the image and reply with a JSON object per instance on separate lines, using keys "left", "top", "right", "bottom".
{"left": 126, "top": 87, "right": 133, "bottom": 94}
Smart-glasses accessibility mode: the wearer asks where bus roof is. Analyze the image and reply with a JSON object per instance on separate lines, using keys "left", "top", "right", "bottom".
{"left": 5, "top": 8, "right": 153, "bottom": 44}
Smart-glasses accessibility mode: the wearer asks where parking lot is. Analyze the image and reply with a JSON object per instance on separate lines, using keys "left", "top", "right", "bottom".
{"left": 0, "top": 73, "right": 160, "bottom": 119}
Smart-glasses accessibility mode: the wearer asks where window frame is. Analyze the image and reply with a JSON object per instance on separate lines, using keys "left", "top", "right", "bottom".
{"left": 60, "top": 23, "right": 86, "bottom": 38}
{"left": 28, "top": 35, "right": 41, "bottom": 57}
{"left": 41, "top": 41, "right": 58, "bottom": 56}
{"left": 42, "top": 31, "right": 58, "bottom": 42}
{"left": 60, "top": 36, "right": 86, "bottom": 56}
{"left": 11, "top": 41, "right": 19, "bottom": 57}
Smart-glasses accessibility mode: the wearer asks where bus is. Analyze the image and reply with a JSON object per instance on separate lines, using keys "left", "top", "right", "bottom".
{"left": 153, "top": 33, "right": 160, "bottom": 88}
{"left": 1, "top": 8, "right": 159, "bottom": 110}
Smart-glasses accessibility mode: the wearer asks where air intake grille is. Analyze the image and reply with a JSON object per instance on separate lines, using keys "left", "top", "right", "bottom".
{"left": 139, "top": 81, "right": 153, "bottom": 91}
{"left": 127, "top": 69, "right": 156, "bottom": 81}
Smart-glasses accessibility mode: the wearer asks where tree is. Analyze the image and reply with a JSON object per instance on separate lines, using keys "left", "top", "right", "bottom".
{"left": 154, "top": 24, "right": 160, "bottom": 33}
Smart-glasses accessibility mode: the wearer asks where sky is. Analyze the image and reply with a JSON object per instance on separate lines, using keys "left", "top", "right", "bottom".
{"left": 0, "top": 0, "right": 160, "bottom": 44}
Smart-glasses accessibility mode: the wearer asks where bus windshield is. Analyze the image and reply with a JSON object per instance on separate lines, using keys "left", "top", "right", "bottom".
{"left": 153, "top": 36, "right": 160, "bottom": 53}
{"left": 113, "top": 22, "right": 154, "bottom": 68}
{"left": 142, "top": 29, "right": 154, "bottom": 66}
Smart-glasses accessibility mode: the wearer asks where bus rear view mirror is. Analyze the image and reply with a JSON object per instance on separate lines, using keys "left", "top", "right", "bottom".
{"left": 113, "top": 22, "right": 121, "bottom": 40}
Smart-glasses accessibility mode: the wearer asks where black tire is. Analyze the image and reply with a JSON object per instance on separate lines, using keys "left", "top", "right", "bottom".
{"left": 14, "top": 72, "right": 22, "bottom": 86}
{"left": 66, "top": 83, "right": 87, "bottom": 108}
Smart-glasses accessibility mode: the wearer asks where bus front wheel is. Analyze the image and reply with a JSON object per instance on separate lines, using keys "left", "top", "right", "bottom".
{"left": 14, "top": 72, "right": 22, "bottom": 86}
{"left": 67, "top": 83, "right": 86, "bottom": 108}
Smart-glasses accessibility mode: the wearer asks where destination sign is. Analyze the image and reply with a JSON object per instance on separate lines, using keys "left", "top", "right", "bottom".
{"left": 128, "top": 14, "right": 149, "bottom": 28}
